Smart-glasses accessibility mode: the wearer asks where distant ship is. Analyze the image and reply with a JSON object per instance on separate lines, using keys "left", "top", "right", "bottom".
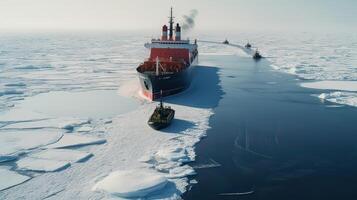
{"left": 136, "top": 8, "right": 198, "bottom": 100}
{"left": 253, "top": 49, "right": 263, "bottom": 60}
{"left": 223, "top": 39, "right": 230, "bottom": 44}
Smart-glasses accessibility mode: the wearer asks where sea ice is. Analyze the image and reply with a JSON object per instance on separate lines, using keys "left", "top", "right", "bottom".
{"left": 44, "top": 134, "right": 106, "bottom": 149}
{"left": 0, "top": 108, "right": 48, "bottom": 123}
{"left": 155, "top": 147, "right": 190, "bottom": 163}
{"left": 76, "top": 125, "right": 93, "bottom": 132}
{"left": 0, "top": 167, "right": 31, "bottom": 191}
{"left": 300, "top": 81, "right": 357, "bottom": 107}
{"left": 318, "top": 92, "right": 357, "bottom": 107}
{"left": 167, "top": 165, "right": 196, "bottom": 179}
{"left": 0, "top": 64, "right": 216, "bottom": 199}
{"left": 16, "top": 157, "right": 70, "bottom": 172}
{"left": 30, "top": 149, "right": 92, "bottom": 163}
{"left": 3, "top": 118, "right": 89, "bottom": 130}
{"left": 92, "top": 170, "right": 168, "bottom": 198}
{"left": 0, "top": 167, "right": 30, "bottom": 191}
{"left": 301, "top": 81, "right": 357, "bottom": 92}
{"left": 0, "top": 89, "right": 24, "bottom": 97}
{"left": 0, "top": 130, "right": 63, "bottom": 162}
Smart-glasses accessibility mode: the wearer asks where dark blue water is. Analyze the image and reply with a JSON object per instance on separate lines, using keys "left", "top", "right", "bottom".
{"left": 184, "top": 55, "right": 357, "bottom": 200}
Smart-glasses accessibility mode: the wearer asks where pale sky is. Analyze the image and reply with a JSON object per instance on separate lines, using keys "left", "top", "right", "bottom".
{"left": 0, "top": 0, "right": 356, "bottom": 33}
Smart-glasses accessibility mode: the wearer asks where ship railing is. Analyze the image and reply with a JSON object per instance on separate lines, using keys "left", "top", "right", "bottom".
{"left": 143, "top": 71, "right": 175, "bottom": 75}
{"left": 144, "top": 57, "right": 187, "bottom": 63}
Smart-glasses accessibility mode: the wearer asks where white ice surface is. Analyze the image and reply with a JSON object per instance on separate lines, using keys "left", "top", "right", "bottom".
{"left": 16, "top": 157, "right": 70, "bottom": 172}
{"left": 0, "top": 108, "right": 48, "bottom": 123}
{"left": 167, "top": 165, "right": 196, "bottom": 179}
{"left": 300, "top": 81, "right": 357, "bottom": 92}
{"left": 76, "top": 125, "right": 93, "bottom": 132}
{"left": 318, "top": 92, "right": 357, "bottom": 107}
{"left": 92, "top": 170, "right": 168, "bottom": 198}
{"left": 0, "top": 167, "right": 30, "bottom": 191}
{"left": 3, "top": 118, "right": 89, "bottom": 130}
{"left": 0, "top": 85, "right": 214, "bottom": 199}
{"left": 0, "top": 129, "right": 63, "bottom": 162}
{"left": 45, "top": 134, "right": 106, "bottom": 149}
{"left": 0, "top": 34, "right": 219, "bottom": 198}
{"left": 300, "top": 81, "right": 357, "bottom": 107}
{"left": 30, "top": 149, "right": 92, "bottom": 163}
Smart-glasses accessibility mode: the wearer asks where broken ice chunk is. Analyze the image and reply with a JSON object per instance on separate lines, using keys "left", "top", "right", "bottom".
{"left": 3, "top": 118, "right": 89, "bottom": 130}
{"left": 0, "top": 108, "right": 48, "bottom": 123}
{"left": 155, "top": 147, "right": 191, "bottom": 163}
{"left": 76, "top": 125, "right": 93, "bottom": 132}
{"left": 92, "top": 170, "right": 168, "bottom": 198}
{"left": 16, "top": 157, "right": 70, "bottom": 172}
{"left": 0, "top": 130, "right": 63, "bottom": 163}
{"left": 44, "top": 134, "right": 106, "bottom": 149}
{"left": 30, "top": 149, "right": 92, "bottom": 163}
{"left": 0, "top": 167, "right": 31, "bottom": 191}
{"left": 167, "top": 165, "right": 196, "bottom": 179}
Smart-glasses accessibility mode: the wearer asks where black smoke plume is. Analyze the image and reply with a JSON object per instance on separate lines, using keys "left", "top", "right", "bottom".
{"left": 181, "top": 9, "right": 198, "bottom": 31}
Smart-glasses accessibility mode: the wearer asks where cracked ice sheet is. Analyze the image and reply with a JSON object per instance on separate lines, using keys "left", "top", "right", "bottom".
{"left": 3, "top": 118, "right": 89, "bottom": 130}
{"left": 300, "top": 81, "right": 357, "bottom": 92}
{"left": 44, "top": 134, "right": 106, "bottom": 149}
{"left": 0, "top": 167, "right": 30, "bottom": 191}
{"left": 300, "top": 81, "right": 357, "bottom": 107}
{"left": 318, "top": 92, "right": 357, "bottom": 107}
{"left": 0, "top": 129, "right": 63, "bottom": 162}
{"left": 16, "top": 157, "right": 70, "bottom": 172}
{"left": 30, "top": 149, "right": 92, "bottom": 163}
{"left": 0, "top": 103, "right": 213, "bottom": 199}
{"left": 0, "top": 108, "right": 48, "bottom": 123}
{"left": 92, "top": 170, "right": 168, "bottom": 198}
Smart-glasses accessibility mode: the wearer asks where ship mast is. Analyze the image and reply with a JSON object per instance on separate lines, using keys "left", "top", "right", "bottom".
{"left": 169, "top": 7, "right": 174, "bottom": 40}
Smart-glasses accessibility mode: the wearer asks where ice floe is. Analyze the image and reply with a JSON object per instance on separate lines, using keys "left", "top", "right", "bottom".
{"left": 318, "top": 92, "right": 357, "bottom": 107}
{"left": 16, "top": 157, "right": 70, "bottom": 172}
{"left": 3, "top": 118, "right": 89, "bottom": 130}
{"left": 0, "top": 36, "right": 218, "bottom": 199}
{"left": 0, "top": 129, "right": 63, "bottom": 162}
{"left": 44, "top": 134, "right": 106, "bottom": 149}
{"left": 30, "top": 149, "right": 92, "bottom": 163}
{"left": 167, "top": 165, "right": 196, "bottom": 179}
{"left": 92, "top": 170, "right": 168, "bottom": 198}
{"left": 76, "top": 125, "right": 93, "bottom": 132}
{"left": 300, "top": 81, "right": 357, "bottom": 107}
{"left": 0, "top": 108, "right": 48, "bottom": 123}
{"left": 301, "top": 81, "right": 357, "bottom": 92}
{"left": 0, "top": 167, "right": 30, "bottom": 191}
{"left": 15, "top": 149, "right": 92, "bottom": 172}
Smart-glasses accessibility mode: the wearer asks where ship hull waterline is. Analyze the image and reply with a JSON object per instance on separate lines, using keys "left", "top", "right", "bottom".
{"left": 137, "top": 56, "right": 198, "bottom": 100}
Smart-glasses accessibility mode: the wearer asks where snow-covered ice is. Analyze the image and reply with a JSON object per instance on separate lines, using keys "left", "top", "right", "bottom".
{"left": 0, "top": 129, "right": 63, "bottom": 162}
{"left": 92, "top": 170, "right": 168, "bottom": 198}
{"left": 76, "top": 125, "right": 93, "bottom": 132}
{"left": 318, "top": 92, "right": 357, "bottom": 107}
{"left": 16, "top": 157, "right": 70, "bottom": 172}
{"left": 0, "top": 108, "right": 48, "bottom": 123}
{"left": 45, "top": 134, "right": 106, "bottom": 149}
{"left": 30, "top": 149, "right": 92, "bottom": 163}
{"left": 0, "top": 167, "right": 30, "bottom": 191}
{"left": 0, "top": 65, "right": 219, "bottom": 199}
{"left": 301, "top": 81, "right": 357, "bottom": 92}
{"left": 167, "top": 165, "right": 196, "bottom": 179}
{"left": 300, "top": 81, "right": 357, "bottom": 107}
{"left": 3, "top": 118, "right": 89, "bottom": 130}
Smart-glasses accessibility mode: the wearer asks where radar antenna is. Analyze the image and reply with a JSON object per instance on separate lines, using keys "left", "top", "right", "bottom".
{"left": 169, "top": 7, "right": 175, "bottom": 40}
